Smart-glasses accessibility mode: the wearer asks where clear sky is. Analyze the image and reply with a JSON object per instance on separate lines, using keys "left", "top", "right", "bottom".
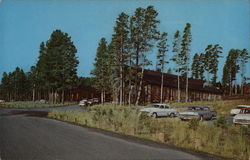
{"left": 0, "top": 0, "right": 249, "bottom": 82}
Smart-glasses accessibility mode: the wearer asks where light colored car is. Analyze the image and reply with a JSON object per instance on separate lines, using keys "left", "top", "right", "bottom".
{"left": 179, "top": 106, "right": 216, "bottom": 121}
{"left": 233, "top": 108, "right": 250, "bottom": 125}
{"left": 79, "top": 98, "right": 99, "bottom": 107}
{"left": 79, "top": 99, "right": 88, "bottom": 106}
{"left": 230, "top": 105, "right": 250, "bottom": 115}
{"left": 139, "top": 104, "right": 177, "bottom": 118}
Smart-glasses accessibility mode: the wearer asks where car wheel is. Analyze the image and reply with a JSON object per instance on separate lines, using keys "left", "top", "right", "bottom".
{"left": 170, "top": 113, "right": 174, "bottom": 118}
{"left": 152, "top": 113, "right": 158, "bottom": 118}
{"left": 199, "top": 115, "right": 204, "bottom": 121}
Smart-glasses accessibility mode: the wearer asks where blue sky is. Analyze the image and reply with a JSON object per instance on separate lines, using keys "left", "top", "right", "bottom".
{"left": 0, "top": 0, "right": 249, "bottom": 82}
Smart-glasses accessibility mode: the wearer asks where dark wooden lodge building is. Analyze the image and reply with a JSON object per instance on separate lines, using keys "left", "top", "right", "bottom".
{"left": 141, "top": 69, "right": 223, "bottom": 103}
{"left": 64, "top": 69, "right": 223, "bottom": 104}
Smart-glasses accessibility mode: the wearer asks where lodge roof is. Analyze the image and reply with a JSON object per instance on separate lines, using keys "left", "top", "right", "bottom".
{"left": 143, "top": 69, "right": 222, "bottom": 94}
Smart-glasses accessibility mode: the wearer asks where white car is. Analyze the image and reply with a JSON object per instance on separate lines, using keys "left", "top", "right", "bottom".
{"left": 79, "top": 99, "right": 88, "bottom": 106}
{"left": 140, "top": 104, "right": 177, "bottom": 118}
{"left": 233, "top": 108, "right": 250, "bottom": 125}
{"left": 230, "top": 105, "right": 250, "bottom": 115}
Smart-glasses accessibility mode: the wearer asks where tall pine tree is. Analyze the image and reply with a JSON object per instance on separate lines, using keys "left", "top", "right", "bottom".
{"left": 156, "top": 32, "right": 168, "bottom": 103}
{"left": 180, "top": 23, "right": 192, "bottom": 102}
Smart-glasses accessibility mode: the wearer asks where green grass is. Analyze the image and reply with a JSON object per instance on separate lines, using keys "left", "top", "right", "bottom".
{"left": 87, "top": 99, "right": 250, "bottom": 116}
{"left": 0, "top": 101, "right": 76, "bottom": 109}
{"left": 48, "top": 100, "right": 250, "bottom": 160}
{"left": 170, "top": 99, "right": 250, "bottom": 116}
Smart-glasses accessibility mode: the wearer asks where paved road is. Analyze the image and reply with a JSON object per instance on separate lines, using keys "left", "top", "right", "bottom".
{"left": 0, "top": 107, "right": 227, "bottom": 160}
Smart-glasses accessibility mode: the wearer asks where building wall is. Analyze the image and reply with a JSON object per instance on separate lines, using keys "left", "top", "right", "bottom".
{"left": 145, "top": 84, "right": 221, "bottom": 103}
{"left": 244, "top": 84, "right": 250, "bottom": 94}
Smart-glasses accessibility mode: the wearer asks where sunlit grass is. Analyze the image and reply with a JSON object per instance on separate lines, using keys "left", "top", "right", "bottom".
{"left": 0, "top": 101, "right": 76, "bottom": 108}
{"left": 87, "top": 99, "right": 250, "bottom": 116}
{"left": 48, "top": 101, "right": 250, "bottom": 160}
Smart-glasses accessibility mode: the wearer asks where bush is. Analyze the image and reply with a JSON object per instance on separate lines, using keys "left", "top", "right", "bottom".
{"left": 188, "top": 119, "right": 200, "bottom": 130}
{"left": 214, "top": 116, "right": 228, "bottom": 129}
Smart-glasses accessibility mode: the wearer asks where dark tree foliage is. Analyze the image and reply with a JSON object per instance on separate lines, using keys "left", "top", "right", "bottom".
{"left": 110, "top": 12, "right": 130, "bottom": 105}
{"left": 130, "top": 6, "right": 160, "bottom": 105}
{"left": 180, "top": 23, "right": 192, "bottom": 102}
{"left": 0, "top": 68, "right": 30, "bottom": 101}
{"left": 35, "top": 30, "right": 79, "bottom": 103}
{"left": 156, "top": 32, "right": 168, "bottom": 103}
{"left": 222, "top": 49, "right": 240, "bottom": 95}
{"left": 167, "top": 68, "right": 172, "bottom": 74}
{"left": 91, "top": 38, "right": 109, "bottom": 104}
{"left": 203, "top": 44, "right": 223, "bottom": 85}
{"left": 171, "top": 30, "right": 182, "bottom": 102}
{"left": 191, "top": 53, "right": 200, "bottom": 79}
{"left": 179, "top": 23, "right": 192, "bottom": 76}
{"left": 238, "top": 49, "right": 249, "bottom": 94}
{"left": 156, "top": 32, "right": 168, "bottom": 72}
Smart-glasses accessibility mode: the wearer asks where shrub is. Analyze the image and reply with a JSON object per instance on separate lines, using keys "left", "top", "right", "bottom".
{"left": 214, "top": 116, "right": 228, "bottom": 129}
{"left": 188, "top": 119, "right": 200, "bottom": 130}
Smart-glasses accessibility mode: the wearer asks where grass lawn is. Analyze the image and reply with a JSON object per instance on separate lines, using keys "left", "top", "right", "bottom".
{"left": 170, "top": 99, "right": 250, "bottom": 116}
{"left": 90, "top": 99, "right": 250, "bottom": 116}
{"left": 0, "top": 101, "right": 75, "bottom": 109}
{"left": 48, "top": 99, "right": 250, "bottom": 160}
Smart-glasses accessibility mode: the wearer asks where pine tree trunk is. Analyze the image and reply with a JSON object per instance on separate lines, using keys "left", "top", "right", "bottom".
{"left": 128, "top": 80, "right": 132, "bottom": 106}
{"left": 229, "top": 83, "right": 232, "bottom": 96}
{"left": 32, "top": 89, "right": 35, "bottom": 101}
{"left": 62, "top": 90, "right": 65, "bottom": 104}
{"left": 101, "top": 90, "right": 103, "bottom": 105}
{"left": 160, "top": 72, "right": 164, "bottom": 103}
{"left": 136, "top": 68, "right": 144, "bottom": 106}
{"left": 119, "top": 65, "right": 123, "bottom": 106}
{"left": 235, "top": 84, "right": 237, "bottom": 95}
{"left": 241, "top": 82, "right": 244, "bottom": 95}
{"left": 104, "top": 90, "right": 106, "bottom": 104}
{"left": 185, "top": 74, "right": 189, "bottom": 102}
{"left": 177, "top": 74, "right": 180, "bottom": 102}
{"left": 123, "top": 76, "right": 125, "bottom": 105}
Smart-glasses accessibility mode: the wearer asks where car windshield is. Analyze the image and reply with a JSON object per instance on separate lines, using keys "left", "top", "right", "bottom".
{"left": 241, "top": 109, "right": 250, "bottom": 114}
{"left": 188, "top": 107, "right": 199, "bottom": 110}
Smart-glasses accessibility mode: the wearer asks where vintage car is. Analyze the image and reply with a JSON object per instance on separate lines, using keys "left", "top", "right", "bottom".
{"left": 88, "top": 98, "right": 99, "bottom": 105}
{"left": 230, "top": 105, "right": 250, "bottom": 115}
{"left": 79, "top": 99, "right": 88, "bottom": 106}
{"left": 139, "top": 103, "right": 177, "bottom": 118}
{"left": 233, "top": 108, "right": 250, "bottom": 125}
{"left": 79, "top": 98, "right": 99, "bottom": 107}
{"left": 179, "top": 106, "right": 216, "bottom": 121}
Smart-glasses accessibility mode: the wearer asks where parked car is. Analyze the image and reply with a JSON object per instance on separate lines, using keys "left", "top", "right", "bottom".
{"left": 179, "top": 106, "right": 216, "bottom": 121}
{"left": 139, "top": 103, "right": 177, "bottom": 118}
{"left": 79, "top": 98, "right": 99, "bottom": 107}
{"left": 233, "top": 108, "right": 250, "bottom": 125}
{"left": 79, "top": 99, "right": 88, "bottom": 106}
{"left": 230, "top": 105, "right": 250, "bottom": 115}
{"left": 88, "top": 98, "right": 99, "bottom": 105}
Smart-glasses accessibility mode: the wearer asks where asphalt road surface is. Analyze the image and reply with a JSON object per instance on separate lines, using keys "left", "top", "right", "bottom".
{"left": 0, "top": 106, "right": 227, "bottom": 160}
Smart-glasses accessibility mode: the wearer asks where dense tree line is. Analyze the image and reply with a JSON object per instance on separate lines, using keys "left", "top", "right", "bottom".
{"left": 0, "top": 30, "right": 79, "bottom": 103}
{"left": 0, "top": 6, "right": 249, "bottom": 103}
{"left": 92, "top": 6, "right": 194, "bottom": 105}
{"left": 0, "top": 67, "right": 30, "bottom": 101}
{"left": 222, "top": 49, "right": 249, "bottom": 95}
{"left": 92, "top": 6, "right": 249, "bottom": 105}
{"left": 191, "top": 44, "right": 223, "bottom": 85}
